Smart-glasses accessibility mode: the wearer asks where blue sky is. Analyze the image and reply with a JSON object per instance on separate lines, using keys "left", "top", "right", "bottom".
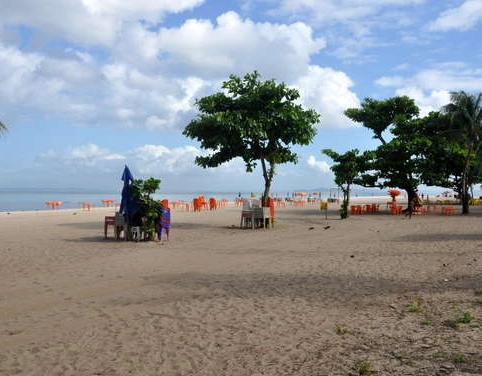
{"left": 0, "top": 0, "right": 481, "bottom": 194}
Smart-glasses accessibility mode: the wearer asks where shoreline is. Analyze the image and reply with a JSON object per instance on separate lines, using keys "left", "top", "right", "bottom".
{"left": 0, "top": 194, "right": 462, "bottom": 215}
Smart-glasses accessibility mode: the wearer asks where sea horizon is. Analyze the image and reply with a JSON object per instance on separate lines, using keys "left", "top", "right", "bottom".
{"left": 0, "top": 188, "right": 343, "bottom": 212}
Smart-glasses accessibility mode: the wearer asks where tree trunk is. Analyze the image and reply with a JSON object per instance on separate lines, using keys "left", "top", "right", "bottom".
{"left": 403, "top": 186, "right": 417, "bottom": 205}
{"left": 460, "top": 156, "right": 471, "bottom": 214}
{"left": 460, "top": 173, "right": 470, "bottom": 214}
{"left": 261, "top": 159, "right": 275, "bottom": 206}
{"left": 340, "top": 185, "right": 350, "bottom": 219}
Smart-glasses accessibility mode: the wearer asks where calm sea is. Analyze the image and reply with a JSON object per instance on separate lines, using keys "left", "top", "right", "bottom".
{"left": 0, "top": 189, "right": 247, "bottom": 212}
{"left": 0, "top": 188, "right": 392, "bottom": 212}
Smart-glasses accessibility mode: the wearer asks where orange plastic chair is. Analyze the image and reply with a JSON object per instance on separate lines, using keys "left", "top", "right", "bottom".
{"left": 192, "top": 198, "right": 200, "bottom": 212}
{"left": 442, "top": 206, "right": 455, "bottom": 215}
{"left": 413, "top": 206, "right": 427, "bottom": 215}
{"left": 101, "top": 199, "right": 115, "bottom": 207}
{"left": 45, "top": 201, "right": 62, "bottom": 210}
{"left": 79, "top": 202, "right": 93, "bottom": 211}
{"left": 350, "top": 205, "right": 362, "bottom": 214}
{"left": 209, "top": 197, "right": 217, "bottom": 210}
{"left": 267, "top": 197, "right": 275, "bottom": 228}
{"left": 199, "top": 196, "right": 208, "bottom": 210}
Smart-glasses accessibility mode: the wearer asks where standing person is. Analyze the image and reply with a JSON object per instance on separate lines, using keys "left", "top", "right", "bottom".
{"left": 404, "top": 198, "right": 415, "bottom": 218}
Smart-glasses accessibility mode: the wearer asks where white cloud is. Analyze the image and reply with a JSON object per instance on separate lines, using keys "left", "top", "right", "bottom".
{"left": 294, "top": 65, "right": 360, "bottom": 128}
{"left": 157, "top": 11, "right": 326, "bottom": 80}
{"left": 274, "top": 0, "right": 425, "bottom": 25}
{"left": 36, "top": 143, "right": 201, "bottom": 176}
{"left": 131, "top": 144, "right": 201, "bottom": 175}
{"left": 376, "top": 65, "right": 482, "bottom": 92}
{"left": 428, "top": 0, "right": 482, "bottom": 32}
{"left": 414, "top": 68, "right": 482, "bottom": 92}
{"left": 269, "top": 0, "right": 426, "bottom": 60}
{"left": 375, "top": 63, "right": 482, "bottom": 114}
{"left": 81, "top": 0, "right": 205, "bottom": 20}
{"left": 395, "top": 87, "right": 450, "bottom": 116}
{"left": 0, "top": 7, "right": 330, "bottom": 131}
{"left": 38, "top": 143, "right": 124, "bottom": 172}
{"left": 307, "top": 155, "right": 331, "bottom": 173}
{"left": 0, "top": 42, "right": 212, "bottom": 129}
{"left": 27, "top": 141, "right": 335, "bottom": 192}
{"left": 28, "top": 142, "right": 270, "bottom": 191}
{"left": 69, "top": 144, "right": 123, "bottom": 159}
{"left": 1, "top": 0, "right": 205, "bottom": 47}
{"left": 375, "top": 75, "right": 406, "bottom": 87}
{"left": 0, "top": 43, "right": 100, "bottom": 118}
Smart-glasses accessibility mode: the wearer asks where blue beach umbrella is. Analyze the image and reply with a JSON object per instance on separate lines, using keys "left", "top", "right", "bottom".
{"left": 119, "top": 165, "right": 137, "bottom": 222}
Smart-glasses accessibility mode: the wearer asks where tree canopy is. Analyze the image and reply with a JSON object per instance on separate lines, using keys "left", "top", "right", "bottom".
{"left": 322, "top": 148, "right": 374, "bottom": 218}
{"left": 344, "top": 96, "right": 422, "bottom": 202}
{"left": 344, "top": 96, "right": 419, "bottom": 144}
{"left": 183, "top": 71, "right": 320, "bottom": 201}
{"left": 440, "top": 91, "right": 482, "bottom": 213}
{"left": 326, "top": 91, "right": 482, "bottom": 216}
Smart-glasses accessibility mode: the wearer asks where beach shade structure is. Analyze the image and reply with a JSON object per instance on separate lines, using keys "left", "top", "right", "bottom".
{"left": 387, "top": 189, "right": 401, "bottom": 201}
{"left": 119, "top": 165, "right": 138, "bottom": 225}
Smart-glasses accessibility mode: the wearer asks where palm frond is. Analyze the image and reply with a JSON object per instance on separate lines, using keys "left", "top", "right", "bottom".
{"left": 0, "top": 120, "right": 8, "bottom": 137}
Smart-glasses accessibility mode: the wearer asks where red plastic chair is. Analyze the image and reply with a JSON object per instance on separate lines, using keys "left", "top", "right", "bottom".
{"left": 104, "top": 216, "right": 115, "bottom": 238}
{"left": 209, "top": 197, "right": 217, "bottom": 210}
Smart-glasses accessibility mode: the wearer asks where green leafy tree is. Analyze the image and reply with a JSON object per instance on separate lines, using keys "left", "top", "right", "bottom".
{"left": 322, "top": 149, "right": 374, "bottom": 218}
{"left": 345, "top": 96, "right": 419, "bottom": 145}
{"left": 344, "top": 96, "right": 422, "bottom": 204}
{"left": 405, "top": 111, "right": 478, "bottom": 207}
{"left": 394, "top": 111, "right": 453, "bottom": 188}
{"left": 441, "top": 91, "right": 482, "bottom": 214}
{"left": 183, "top": 71, "right": 320, "bottom": 203}
{"left": 129, "top": 177, "right": 162, "bottom": 240}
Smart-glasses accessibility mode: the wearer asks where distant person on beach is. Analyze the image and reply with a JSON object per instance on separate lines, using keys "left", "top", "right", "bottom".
{"left": 403, "top": 194, "right": 421, "bottom": 218}
{"left": 404, "top": 198, "right": 415, "bottom": 218}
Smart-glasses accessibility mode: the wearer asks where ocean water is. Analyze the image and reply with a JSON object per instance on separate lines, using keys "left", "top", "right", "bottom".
{"left": 0, "top": 189, "right": 244, "bottom": 212}
{"left": 0, "top": 187, "right": 390, "bottom": 212}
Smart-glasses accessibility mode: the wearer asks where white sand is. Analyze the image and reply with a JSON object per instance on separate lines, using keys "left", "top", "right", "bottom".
{"left": 1, "top": 199, "right": 481, "bottom": 375}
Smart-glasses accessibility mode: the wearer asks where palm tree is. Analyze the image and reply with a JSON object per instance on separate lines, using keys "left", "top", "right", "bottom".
{"left": 0, "top": 120, "right": 7, "bottom": 137}
{"left": 442, "top": 91, "right": 482, "bottom": 214}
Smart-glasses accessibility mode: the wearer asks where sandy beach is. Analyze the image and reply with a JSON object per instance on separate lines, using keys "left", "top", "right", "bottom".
{"left": 1, "top": 198, "right": 481, "bottom": 375}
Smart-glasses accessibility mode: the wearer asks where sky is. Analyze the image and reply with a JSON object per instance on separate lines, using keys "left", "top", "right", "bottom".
{"left": 0, "top": 0, "right": 481, "bottom": 194}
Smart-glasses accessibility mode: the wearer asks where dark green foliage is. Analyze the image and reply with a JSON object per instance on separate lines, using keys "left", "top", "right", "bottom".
{"left": 130, "top": 177, "right": 162, "bottom": 240}
{"left": 440, "top": 91, "right": 482, "bottom": 214}
{"left": 344, "top": 96, "right": 419, "bottom": 143}
{"left": 322, "top": 149, "right": 373, "bottom": 218}
{"left": 344, "top": 96, "right": 421, "bottom": 203}
{"left": 183, "top": 71, "right": 320, "bottom": 201}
